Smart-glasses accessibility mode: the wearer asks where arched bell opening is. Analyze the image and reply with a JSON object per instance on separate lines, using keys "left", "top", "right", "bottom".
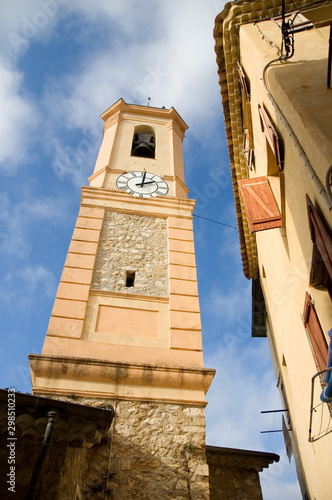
{"left": 131, "top": 125, "right": 156, "bottom": 159}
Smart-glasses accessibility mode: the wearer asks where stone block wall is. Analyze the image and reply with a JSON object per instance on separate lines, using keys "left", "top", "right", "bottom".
{"left": 55, "top": 399, "right": 210, "bottom": 499}
{"left": 92, "top": 211, "right": 168, "bottom": 297}
{"left": 206, "top": 446, "right": 276, "bottom": 500}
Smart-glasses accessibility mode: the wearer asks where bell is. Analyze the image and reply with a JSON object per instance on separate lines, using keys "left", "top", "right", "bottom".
{"left": 131, "top": 133, "right": 155, "bottom": 158}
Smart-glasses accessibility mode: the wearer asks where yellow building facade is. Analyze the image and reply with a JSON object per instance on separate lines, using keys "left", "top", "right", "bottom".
{"left": 214, "top": 1, "right": 332, "bottom": 499}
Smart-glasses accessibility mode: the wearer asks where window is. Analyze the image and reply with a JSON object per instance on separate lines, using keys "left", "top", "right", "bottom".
{"left": 252, "top": 277, "right": 267, "bottom": 337}
{"left": 306, "top": 195, "right": 332, "bottom": 298}
{"left": 243, "top": 131, "right": 254, "bottom": 170}
{"left": 238, "top": 61, "right": 254, "bottom": 169}
{"left": 303, "top": 292, "right": 328, "bottom": 372}
{"left": 238, "top": 61, "right": 250, "bottom": 101}
{"left": 126, "top": 271, "right": 136, "bottom": 287}
{"left": 131, "top": 125, "right": 155, "bottom": 159}
{"left": 258, "top": 103, "right": 282, "bottom": 173}
{"left": 238, "top": 176, "right": 282, "bottom": 232}
{"left": 257, "top": 104, "right": 285, "bottom": 229}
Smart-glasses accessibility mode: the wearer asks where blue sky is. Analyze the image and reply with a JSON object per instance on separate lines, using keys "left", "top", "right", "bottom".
{"left": 0, "top": 1, "right": 301, "bottom": 498}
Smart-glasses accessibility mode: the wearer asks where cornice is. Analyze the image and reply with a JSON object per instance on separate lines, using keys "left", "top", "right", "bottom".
{"left": 29, "top": 354, "right": 215, "bottom": 405}
{"left": 89, "top": 289, "right": 169, "bottom": 303}
{"left": 206, "top": 445, "right": 279, "bottom": 471}
{"left": 80, "top": 185, "right": 196, "bottom": 218}
{"left": 100, "top": 98, "right": 188, "bottom": 134}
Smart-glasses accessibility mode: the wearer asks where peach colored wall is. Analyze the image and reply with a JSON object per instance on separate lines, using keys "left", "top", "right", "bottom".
{"left": 96, "top": 305, "right": 159, "bottom": 337}
{"left": 45, "top": 206, "right": 105, "bottom": 342}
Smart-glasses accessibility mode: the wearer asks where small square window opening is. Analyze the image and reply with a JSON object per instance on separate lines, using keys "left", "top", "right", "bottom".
{"left": 126, "top": 271, "right": 136, "bottom": 287}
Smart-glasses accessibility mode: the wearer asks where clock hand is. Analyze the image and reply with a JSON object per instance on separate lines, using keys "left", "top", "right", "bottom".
{"left": 140, "top": 171, "right": 147, "bottom": 187}
{"left": 135, "top": 180, "right": 155, "bottom": 186}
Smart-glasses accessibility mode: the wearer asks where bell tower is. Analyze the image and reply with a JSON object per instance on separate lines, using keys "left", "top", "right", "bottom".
{"left": 29, "top": 99, "right": 215, "bottom": 498}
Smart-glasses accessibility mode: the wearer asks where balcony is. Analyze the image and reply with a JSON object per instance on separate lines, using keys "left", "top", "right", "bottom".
{"left": 309, "top": 367, "right": 332, "bottom": 442}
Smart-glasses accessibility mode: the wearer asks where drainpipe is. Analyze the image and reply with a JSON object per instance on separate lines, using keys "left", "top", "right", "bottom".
{"left": 27, "top": 410, "right": 59, "bottom": 500}
{"left": 326, "top": 164, "right": 332, "bottom": 207}
{"left": 262, "top": 58, "right": 332, "bottom": 212}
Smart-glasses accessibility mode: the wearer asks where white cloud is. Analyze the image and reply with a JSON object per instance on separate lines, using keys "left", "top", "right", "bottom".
{"left": 50, "top": 131, "right": 102, "bottom": 185}
{"left": 21, "top": 265, "right": 56, "bottom": 296}
{"left": 0, "top": 60, "right": 39, "bottom": 171}
{"left": 0, "top": 265, "right": 56, "bottom": 309}
{"left": 205, "top": 340, "right": 302, "bottom": 497}
{"left": 205, "top": 341, "right": 279, "bottom": 449}
{"left": 0, "top": 0, "right": 226, "bottom": 178}
{"left": 0, "top": 193, "right": 31, "bottom": 259}
{"left": 1, "top": 0, "right": 66, "bottom": 58}
{"left": 20, "top": 195, "right": 70, "bottom": 222}
{"left": 40, "top": 0, "right": 222, "bottom": 132}
{"left": 204, "top": 279, "right": 251, "bottom": 327}
{"left": 0, "top": 191, "right": 70, "bottom": 259}
{"left": 0, "top": 0, "right": 229, "bottom": 177}
{"left": 261, "top": 459, "right": 302, "bottom": 500}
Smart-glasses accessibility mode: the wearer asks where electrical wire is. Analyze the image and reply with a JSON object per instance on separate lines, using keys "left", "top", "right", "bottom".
{"left": 193, "top": 213, "right": 237, "bottom": 229}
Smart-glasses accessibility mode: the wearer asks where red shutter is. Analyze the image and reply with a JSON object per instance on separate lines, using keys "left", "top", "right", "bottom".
{"left": 238, "top": 176, "right": 282, "bottom": 232}
{"left": 306, "top": 195, "right": 332, "bottom": 279}
{"left": 258, "top": 104, "right": 281, "bottom": 169}
{"left": 303, "top": 292, "right": 328, "bottom": 372}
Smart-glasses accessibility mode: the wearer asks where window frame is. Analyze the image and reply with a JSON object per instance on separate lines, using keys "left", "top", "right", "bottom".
{"left": 306, "top": 195, "right": 332, "bottom": 284}
{"left": 258, "top": 103, "right": 282, "bottom": 171}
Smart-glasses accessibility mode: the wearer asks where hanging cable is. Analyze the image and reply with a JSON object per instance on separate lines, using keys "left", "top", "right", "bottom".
{"left": 193, "top": 213, "right": 237, "bottom": 229}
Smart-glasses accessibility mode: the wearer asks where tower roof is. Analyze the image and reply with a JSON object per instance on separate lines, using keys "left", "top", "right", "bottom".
{"left": 100, "top": 98, "right": 188, "bottom": 134}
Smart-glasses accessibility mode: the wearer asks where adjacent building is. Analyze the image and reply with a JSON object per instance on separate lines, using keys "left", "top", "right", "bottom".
{"left": 214, "top": 1, "right": 332, "bottom": 498}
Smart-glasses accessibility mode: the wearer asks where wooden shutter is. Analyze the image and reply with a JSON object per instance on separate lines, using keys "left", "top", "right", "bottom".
{"left": 237, "top": 61, "right": 250, "bottom": 101}
{"left": 238, "top": 176, "right": 282, "bottom": 232}
{"left": 258, "top": 104, "right": 281, "bottom": 169}
{"left": 303, "top": 292, "right": 328, "bottom": 372}
{"left": 306, "top": 195, "right": 332, "bottom": 279}
{"left": 243, "top": 130, "right": 254, "bottom": 170}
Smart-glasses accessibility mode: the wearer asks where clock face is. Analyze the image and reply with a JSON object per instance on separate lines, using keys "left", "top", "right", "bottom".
{"left": 116, "top": 171, "right": 169, "bottom": 198}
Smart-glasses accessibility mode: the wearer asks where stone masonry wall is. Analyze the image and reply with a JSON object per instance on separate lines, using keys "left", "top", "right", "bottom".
{"left": 91, "top": 211, "right": 168, "bottom": 297}
{"left": 207, "top": 449, "right": 263, "bottom": 500}
{"left": 56, "top": 399, "right": 210, "bottom": 500}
